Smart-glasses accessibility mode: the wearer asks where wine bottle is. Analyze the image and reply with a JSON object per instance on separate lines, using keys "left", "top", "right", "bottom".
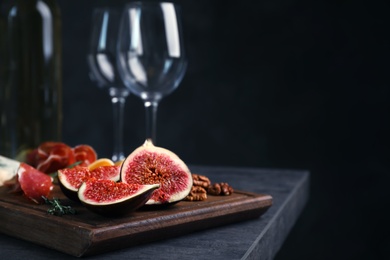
{"left": 0, "top": 0, "right": 62, "bottom": 160}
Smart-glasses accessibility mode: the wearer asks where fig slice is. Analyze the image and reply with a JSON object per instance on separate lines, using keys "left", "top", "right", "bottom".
{"left": 120, "top": 139, "right": 193, "bottom": 205}
{"left": 58, "top": 165, "right": 120, "bottom": 201}
{"left": 78, "top": 179, "right": 160, "bottom": 216}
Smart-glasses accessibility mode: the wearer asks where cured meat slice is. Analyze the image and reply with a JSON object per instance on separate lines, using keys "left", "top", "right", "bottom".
{"left": 73, "top": 145, "right": 97, "bottom": 167}
{"left": 26, "top": 142, "right": 97, "bottom": 174}
{"left": 35, "top": 142, "right": 76, "bottom": 173}
{"left": 17, "top": 163, "right": 53, "bottom": 204}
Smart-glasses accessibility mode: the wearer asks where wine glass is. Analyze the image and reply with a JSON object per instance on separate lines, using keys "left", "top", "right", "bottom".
{"left": 117, "top": 2, "right": 187, "bottom": 143}
{"left": 87, "top": 8, "right": 129, "bottom": 162}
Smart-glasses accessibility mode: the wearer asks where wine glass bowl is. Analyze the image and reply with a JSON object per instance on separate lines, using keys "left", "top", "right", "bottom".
{"left": 87, "top": 8, "right": 129, "bottom": 162}
{"left": 117, "top": 2, "right": 187, "bottom": 143}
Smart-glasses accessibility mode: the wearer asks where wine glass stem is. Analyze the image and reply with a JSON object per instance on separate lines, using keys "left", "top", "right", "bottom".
{"left": 110, "top": 91, "right": 128, "bottom": 162}
{"left": 144, "top": 100, "right": 159, "bottom": 144}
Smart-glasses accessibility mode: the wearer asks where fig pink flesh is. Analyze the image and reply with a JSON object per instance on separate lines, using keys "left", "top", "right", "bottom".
{"left": 123, "top": 150, "right": 191, "bottom": 203}
{"left": 60, "top": 165, "right": 120, "bottom": 189}
{"left": 83, "top": 180, "right": 144, "bottom": 203}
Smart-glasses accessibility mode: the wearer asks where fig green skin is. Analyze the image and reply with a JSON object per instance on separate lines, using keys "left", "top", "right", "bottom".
{"left": 78, "top": 183, "right": 160, "bottom": 217}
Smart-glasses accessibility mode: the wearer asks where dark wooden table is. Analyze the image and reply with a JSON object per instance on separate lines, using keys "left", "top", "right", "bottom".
{"left": 0, "top": 165, "right": 309, "bottom": 259}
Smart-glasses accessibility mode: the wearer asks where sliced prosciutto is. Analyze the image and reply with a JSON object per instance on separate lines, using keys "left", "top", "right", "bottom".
{"left": 26, "top": 142, "right": 97, "bottom": 174}
{"left": 18, "top": 163, "right": 53, "bottom": 204}
{"left": 73, "top": 145, "right": 97, "bottom": 167}
{"left": 27, "top": 142, "right": 75, "bottom": 173}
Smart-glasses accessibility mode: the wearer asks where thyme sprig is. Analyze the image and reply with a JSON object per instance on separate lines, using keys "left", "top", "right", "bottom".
{"left": 42, "top": 196, "right": 76, "bottom": 216}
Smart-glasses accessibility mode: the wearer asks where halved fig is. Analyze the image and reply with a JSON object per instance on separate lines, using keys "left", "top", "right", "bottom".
{"left": 58, "top": 165, "right": 120, "bottom": 201}
{"left": 120, "top": 139, "right": 193, "bottom": 205}
{"left": 78, "top": 179, "right": 160, "bottom": 216}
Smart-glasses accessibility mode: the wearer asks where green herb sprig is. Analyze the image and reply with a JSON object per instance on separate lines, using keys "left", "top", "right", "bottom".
{"left": 42, "top": 196, "right": 76, "bottom": 216}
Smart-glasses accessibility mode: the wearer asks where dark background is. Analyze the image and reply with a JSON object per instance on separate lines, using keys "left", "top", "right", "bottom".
{"left": 57, "top": 0, "right": 389, "bottom": 259}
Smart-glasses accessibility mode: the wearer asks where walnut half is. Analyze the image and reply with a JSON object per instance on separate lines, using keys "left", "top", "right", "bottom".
{"left": 185, "top": 174, "right": 234, "bottom": 201}
{"left": 192, "top": 173, "right": 211, "bottom": 188}
{"left": 208, "top": 182, "right": 234, "bottom": 196}
{"left": 184, "top": 186, "right": 207, "bottom": 201}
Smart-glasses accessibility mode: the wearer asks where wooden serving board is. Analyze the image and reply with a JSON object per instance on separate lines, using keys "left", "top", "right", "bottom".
{"left": 0, "top": 184, "right": 272, "bottom": 257}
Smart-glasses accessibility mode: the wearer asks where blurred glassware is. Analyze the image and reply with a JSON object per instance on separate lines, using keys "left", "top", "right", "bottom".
{"left": 117, "top": 2, "right": 187, "bottom": 143}
{"left": 87, "top": 7, "right": 130, "bottom": 162}
{"left": 0, "top": 0, "right": 62, "bottom": 160}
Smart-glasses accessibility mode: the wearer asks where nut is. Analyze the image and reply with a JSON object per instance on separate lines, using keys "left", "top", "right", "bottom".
{"left": 207, "top": 183, "right": 221, "bottom": 195}
{"left": 192, "top": 174, "right": 211, "bottom": 188}
{"left": 208, "top": 182, "right": 234, "bottom": 196}
{"left": 220, "top": 182, "right": 234, "bottom": 195}
{"left": 185, "top": 174, "right": 234, "bottom": 201}
{"left": 184, "top": 186, "right": 207, "bottom": 201}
